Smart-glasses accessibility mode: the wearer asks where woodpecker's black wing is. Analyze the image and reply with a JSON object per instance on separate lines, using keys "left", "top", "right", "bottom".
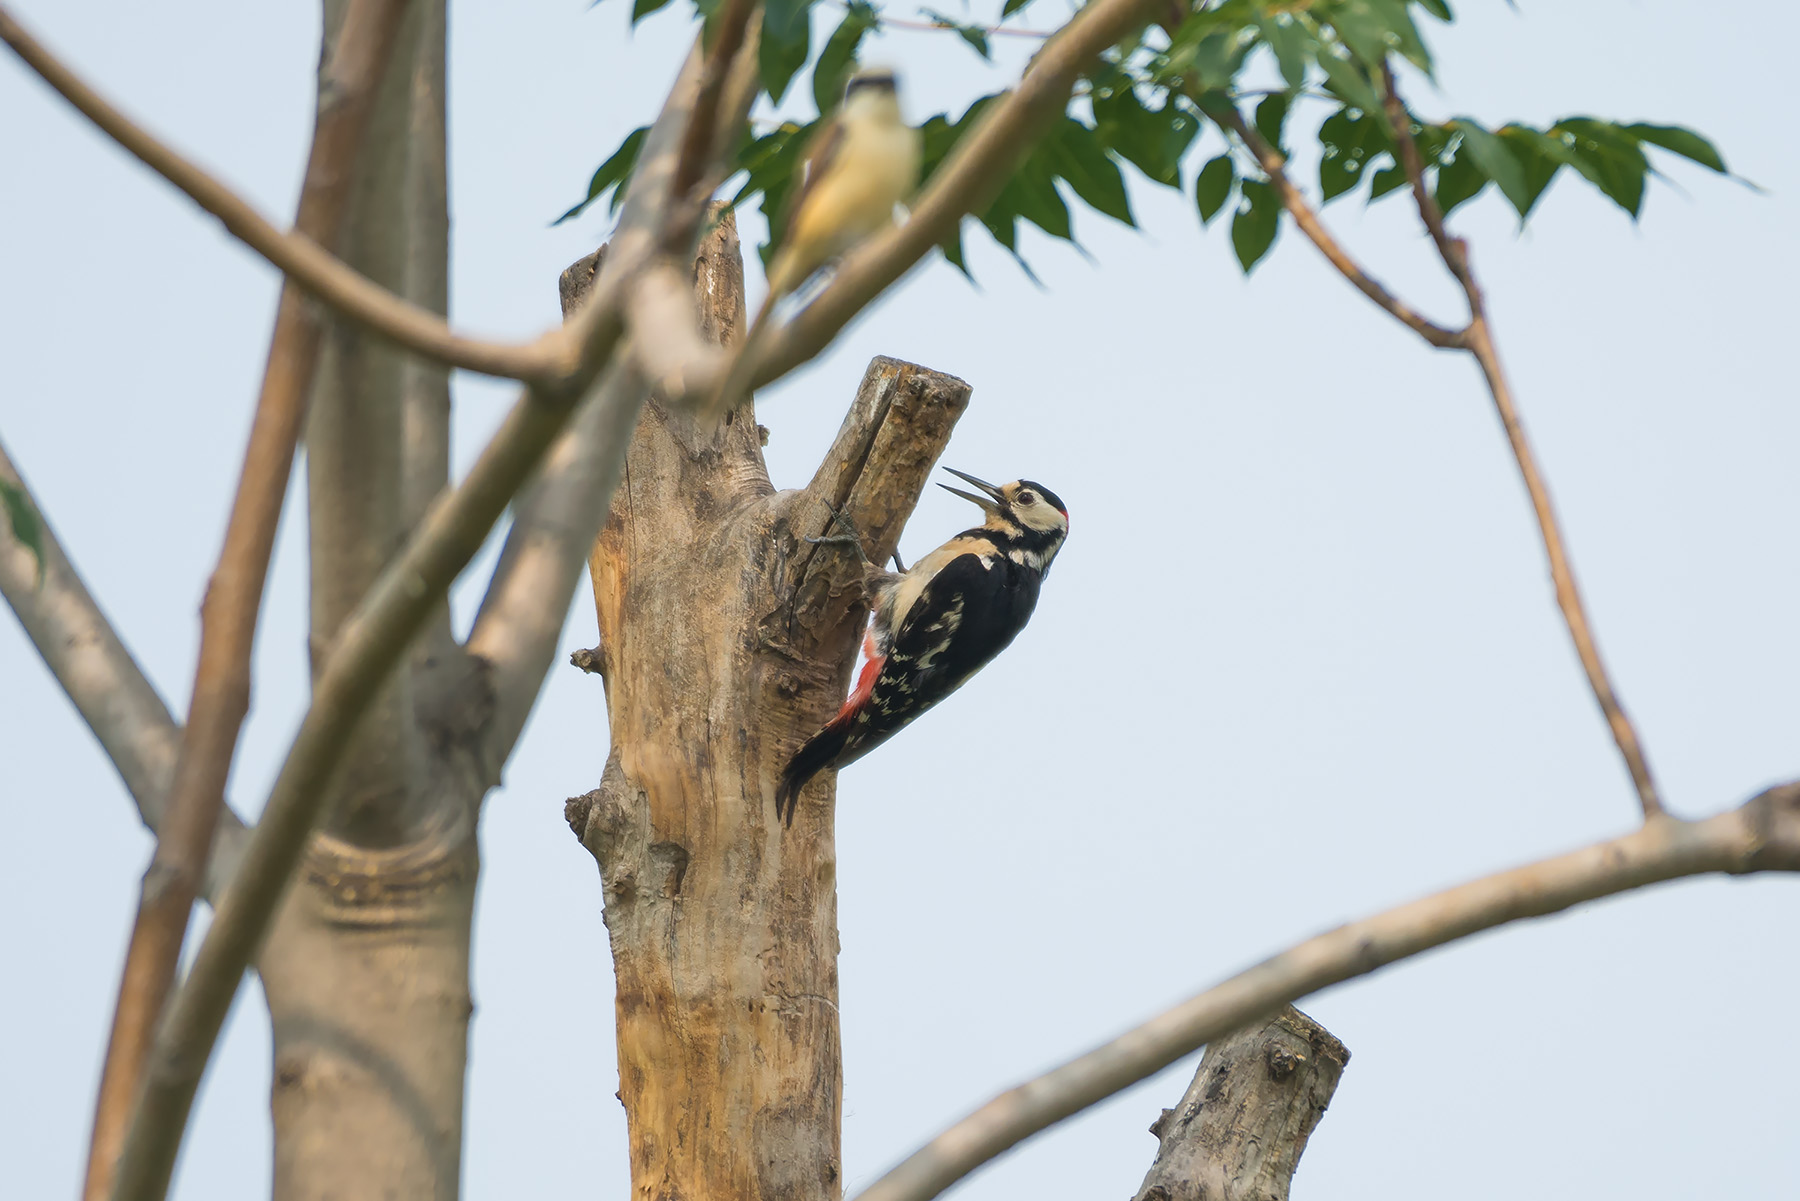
{"left": 838, "top": 549, "right": 1042, "bottom": 767}
{"left": 775, "top": 548, "right": 1043, "bottom": 825}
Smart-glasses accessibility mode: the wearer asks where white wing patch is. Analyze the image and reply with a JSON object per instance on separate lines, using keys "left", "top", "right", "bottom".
{"left": 912, "top": 595, "right": 964, "bottom": 671}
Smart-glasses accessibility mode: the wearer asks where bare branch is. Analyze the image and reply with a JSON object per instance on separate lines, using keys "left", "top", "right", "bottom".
{"left": 1132, "top": 1007, "right": 1347, "bottom": 1201}
{"left": 1377, "top": 65, "right": 1665, "bottom": 821}
{"left": 0, "top": 5, "right": 560, "bottom": 385}
{"left": 1, "top": 440, "right": 173, "bottom": 825}
{"left": 1200, "top": 98, "right": 1464, "bottom": 348}
{"left": 748, "top": 0, "right": 1166, "bottom": 388}
{"left": 110, "top": 38, "right": 725, "bottom": 1201}
{"left": 850, "top": 782, "right": 1800, "bottom": 1201}
{"left": 466, "top": 353, "right": 648, "bottom": 764}
{"left": 81, "top": 4, "right": 413, "bottom": 1197}
{"left": 0, "top": 436, "right": 252, "bottom": 890}
{"left": 468, "top": 44, "right": 762, "bottom": 761}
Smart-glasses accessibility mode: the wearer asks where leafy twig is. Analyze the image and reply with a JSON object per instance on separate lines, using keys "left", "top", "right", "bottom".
{"left": 1378, "top": 64, "right": 1666, "bottom": 821}
{"left": 1200, "top": 95, "right": 1463, "bottom": 347}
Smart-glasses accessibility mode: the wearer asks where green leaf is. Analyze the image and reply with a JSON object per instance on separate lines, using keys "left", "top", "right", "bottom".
{"left": 1414, "top": 0, "right": 1453, "bottom": 20}
{"left": 1253, "top": 91, "right": 1291, "bottom": 153}
{"left": 1496, "top": 125, "right": 1565, "bottom": 218}
{"left": 1451, "top": 118, "right": 1531, "bottom": 215}
{"left": 555, "top": 125, "right": 648, "bottom": 224}
{"left": 813, "top": 2, "right": 876, "bottom": 114}
{"left": 1001, "top": 0, "right": 1034, "bottom": 15}
{"left": 923, "top": 9, "right": 992, "bottom": 60}
{"left": 1194, "top": 153, "right": 1235, "bottom": 225}
{"left": 1316, "top": 47, "right": 1383, "bottom": 116}
{"left": 0, "top": 478, "right": 44, "bottom": 587}
{"left": 631, "top": 0, "right": 675, "bottom": 23}
{"left": 1255, "top": 14, "right": 1315, "bottom": 91}
{"left": 1433, "top": 139, "right": 1487, "bottom": 215}
{"left": 731, "top": 119, "right": 819, "bottom": 260}
{"left": 1554, "top": 118, "right": 1649, "bottom": 217}
{"left": 759, "top": 0, "right": 813, "bottom": 106}
{"left": 1231, "top": 177, "right": 1280, "bottom": 272}
{"left": 1362, "top": 0, "right": 1434, "bottom": 75}
{"left": 1003, "top": 153, "right": 1071, "bottom": 241}
{"left": 1317, "top": 106, "right": 1387, "bottom": 203}
{"left": 1197, "top": 29, "right": 1252, "bottom": 92}
{"left": 1093, "top": 85, "right": 1197, "bottom": 188}
{"left": 1045, "top": 118, "right": 1135, "bottom": 227}
{"left": 1625, "top": 123, "right": 1727, "bottom": 173}
{"left": 1367, "top": 159, "right": 1408, "bottom": 200}
{"left": 939, "top": 220, "right": 973, "bottom": 279}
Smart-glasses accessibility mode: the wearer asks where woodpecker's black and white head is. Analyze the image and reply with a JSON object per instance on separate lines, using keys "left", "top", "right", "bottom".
{"left": 939, "top": 468, "right": 1069, "bottom": 573}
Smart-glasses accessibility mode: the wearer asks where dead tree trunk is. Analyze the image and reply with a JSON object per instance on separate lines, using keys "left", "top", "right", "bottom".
{"left": 1133, "top": 1007, "right": 1349, "bottom": 1201}
{"left": 561, "top": 213, "right": 971, "bottom": 1200}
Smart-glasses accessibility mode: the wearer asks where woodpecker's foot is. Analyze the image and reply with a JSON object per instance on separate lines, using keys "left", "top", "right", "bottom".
{"left": 804, "top": 503, "right": 871, "bottom": 563}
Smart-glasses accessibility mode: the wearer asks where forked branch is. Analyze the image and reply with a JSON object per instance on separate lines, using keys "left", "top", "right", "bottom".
{"left": 1198, "top": 59, "right": 1664, "bottom": 823}
{"left": 82, "top": 3, "right": 413, "bottom": 1198}
{"left": 0, "top": 436, "right": 251, "bottom": 890}
{"left": 1376, "top": 65, "right": 1665, "bottom": 821}
{"left": 1198, "top": 97, "right": 1464, "bottom": 348}
{"left": 852, "top": 782, "right": 1800, "bottom": 1201}
{"left": 0, "top": 5, "right": 560, "bottom": 385}
{"left": 109, "top": 36, "right": 723, "bottom": 1201}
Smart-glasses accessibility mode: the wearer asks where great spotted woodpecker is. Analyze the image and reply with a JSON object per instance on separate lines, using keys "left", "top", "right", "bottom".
{"left": 776, "top": 468, "right": 1069, "bottom": 826}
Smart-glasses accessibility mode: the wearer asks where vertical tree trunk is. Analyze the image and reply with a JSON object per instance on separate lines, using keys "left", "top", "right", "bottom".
{"left": 256, "top": 4, "right": 486, "bottom": 1199}
{"left": 562, "top": 214, "right": 972, "bottom": 1200}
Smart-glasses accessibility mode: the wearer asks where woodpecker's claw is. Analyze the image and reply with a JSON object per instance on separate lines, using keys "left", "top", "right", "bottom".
{"left": 804, "top": 503, "right": 871, "bottom": 563}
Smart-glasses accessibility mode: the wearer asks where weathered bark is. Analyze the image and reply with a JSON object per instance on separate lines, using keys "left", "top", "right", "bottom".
{"left": 562, "top": 213, "right": 972, "bottom": 1201}
{"left": 258, "top": 4, "right": 483, "bottom": 1199}
{"left": 1133, "top": 1007, "right": 1348, "bottom": 1201}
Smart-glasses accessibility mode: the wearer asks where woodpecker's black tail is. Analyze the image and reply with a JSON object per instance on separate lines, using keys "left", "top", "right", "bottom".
{"left": 775, "top": 721, "right": 852, "bottom": 828}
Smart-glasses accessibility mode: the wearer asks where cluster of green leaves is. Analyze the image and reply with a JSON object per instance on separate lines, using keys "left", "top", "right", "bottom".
{"left": 565, "top": 0, "right": 1729, "bottom": 281}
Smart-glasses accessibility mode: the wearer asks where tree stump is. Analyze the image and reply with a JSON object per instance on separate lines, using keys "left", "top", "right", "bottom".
{"left": 1133, "top": 1006, "right": 1349, "bottom": 1201}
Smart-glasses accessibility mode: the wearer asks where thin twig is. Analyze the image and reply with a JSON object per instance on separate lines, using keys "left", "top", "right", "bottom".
{"left": 1377, "top": 64, "right": 1665, "bottom": 821}
{"left": 850, "top": 782, "right": 1800, "bottom": 1201}
{"left": 108, "top": 38, "right": 719, "bottom": 1201}
{"left": 80, "top": 4, "right": 412, "bottom": 1198}
{"left": 1199, "top": 96, "right": 1464, "bottom": 348}
{"left": 747, "top": 0, "right": 1168, "bottom": 389}
{"left": 886, "top": 14, "right": 1052, "bottom": 38}
{"left": 0, "top": 5, "right": 561, "bottom": 385}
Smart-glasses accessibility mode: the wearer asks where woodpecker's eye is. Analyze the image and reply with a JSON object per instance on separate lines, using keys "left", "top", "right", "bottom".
{"left": 1017, "top": 491, "right": 1036, "bottom": 505}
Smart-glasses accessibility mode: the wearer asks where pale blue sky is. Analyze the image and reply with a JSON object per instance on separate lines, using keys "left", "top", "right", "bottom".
{"left": 3, "top": 2, "right": 1796, "bottom": 1199}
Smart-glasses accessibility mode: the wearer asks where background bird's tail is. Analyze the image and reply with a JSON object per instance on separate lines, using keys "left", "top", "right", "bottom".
{"left": 775, "top": 720, "right": 852, "bottom": 828}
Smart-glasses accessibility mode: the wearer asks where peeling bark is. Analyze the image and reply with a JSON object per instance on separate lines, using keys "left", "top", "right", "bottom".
{"left": 1133, "top": 1007, "right": 1348, "bottom": 1201}
{"left": 562, "top": 213, "right": 971, "bottom": 1200}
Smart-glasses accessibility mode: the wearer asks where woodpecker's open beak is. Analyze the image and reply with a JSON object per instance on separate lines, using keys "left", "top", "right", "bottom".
{"left": 938, "top": 468, "right": 1003, "bottom": 514}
